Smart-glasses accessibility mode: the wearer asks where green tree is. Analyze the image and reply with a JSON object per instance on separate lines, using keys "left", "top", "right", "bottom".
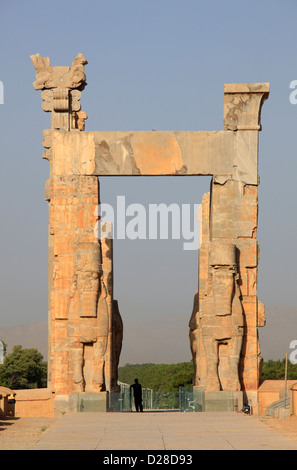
{"left": 118, "top": 362, "right": 194, "bottom": 392}
{"left": 261, "top": 359, "right": 297, "bottom": 381}
{"left": 0, "top": 345, "right": 47, "bottom": 389}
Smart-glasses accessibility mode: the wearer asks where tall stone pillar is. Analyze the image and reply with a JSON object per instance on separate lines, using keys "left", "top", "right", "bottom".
{"left": 190, "top": 84, "right": 268, "bottom": 400}
{"left": 31, "top": 54, "right": 123, "bottom": 403}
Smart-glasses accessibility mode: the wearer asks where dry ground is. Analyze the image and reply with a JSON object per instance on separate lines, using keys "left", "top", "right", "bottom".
{"left": 259, "top": 415, "right": 297, "bottom": 443}
{"left": 1, "top": 413, "right": 297, "bottom": 450}
{"left": 0, "top": 416, "right": 56, "bottom": 450}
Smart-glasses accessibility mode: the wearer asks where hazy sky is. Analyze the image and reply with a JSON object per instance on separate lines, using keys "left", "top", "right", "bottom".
{"left": 0, "top": 0, "right": 296, "bottom": 360}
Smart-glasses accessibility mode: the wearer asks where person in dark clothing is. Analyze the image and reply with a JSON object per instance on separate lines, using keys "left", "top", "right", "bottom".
{"left": 130, "top": 378, "right": 143, "bottom": 412}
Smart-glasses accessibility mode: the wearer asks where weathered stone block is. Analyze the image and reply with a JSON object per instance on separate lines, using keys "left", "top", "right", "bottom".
{"left": 32, "top": 54, "right": 268, "bottom": 400}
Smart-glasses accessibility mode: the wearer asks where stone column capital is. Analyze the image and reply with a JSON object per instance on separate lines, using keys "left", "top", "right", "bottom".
{"left": 223, "top": 82, "right": 269, "bottom": 131}
{"left": 30, "top": 53, "right": 88, "bottom": 130}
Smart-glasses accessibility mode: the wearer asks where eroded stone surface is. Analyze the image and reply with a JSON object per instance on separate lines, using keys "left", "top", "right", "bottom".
{"left": 32, "top": 54, "right": 268, "bottom": 398}
{"left": 189, "top": 185, "right": 265, "bottom": 391}
{"left": 30, "top": 53, "right": 88, "bottom": 131}
{"left": 47, "top": 130, "right": 259, "bottom": 185}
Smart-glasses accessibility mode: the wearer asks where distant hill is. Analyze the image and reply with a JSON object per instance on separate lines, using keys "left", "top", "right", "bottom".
{"left": 0, "top": 321, "right": 48, "bottom": 359}
{"left": 0, "top": 305, "right": 296, "bottom": 364}
{"left": 119, "top": 314, "right": 192, "bottom": 365}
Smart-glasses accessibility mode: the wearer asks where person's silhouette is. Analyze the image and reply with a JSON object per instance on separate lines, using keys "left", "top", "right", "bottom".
{"left": 130, "top": 378, "right": 143, "bottom": 412}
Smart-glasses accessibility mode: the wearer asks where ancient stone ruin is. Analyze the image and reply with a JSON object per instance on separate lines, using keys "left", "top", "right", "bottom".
{"left": 31, "top": 53, "right": 268, "bottom": 411}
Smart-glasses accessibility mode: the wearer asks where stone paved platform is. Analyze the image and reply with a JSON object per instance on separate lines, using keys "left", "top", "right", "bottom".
{"left": 27, "top": 411, "right": 297, "bottom": 450}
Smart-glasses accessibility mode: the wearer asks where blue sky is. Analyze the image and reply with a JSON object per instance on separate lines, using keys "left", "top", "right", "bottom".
{"left": 0, "top": 0, "right": 296, "bottom": 349}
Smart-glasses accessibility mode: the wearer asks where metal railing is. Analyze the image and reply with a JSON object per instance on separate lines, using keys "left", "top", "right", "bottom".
{"left": 265, "top": 396, "right": 290, "bottom": 417}
{"left": 108, "top": 384, "right": 196, "bottom": 412}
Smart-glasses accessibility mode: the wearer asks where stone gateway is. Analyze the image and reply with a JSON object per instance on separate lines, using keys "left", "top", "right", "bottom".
{"left": 31, "top": 53, "right": 269, "bottom": 411}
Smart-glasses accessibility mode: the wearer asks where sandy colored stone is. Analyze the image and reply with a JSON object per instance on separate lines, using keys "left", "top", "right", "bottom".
{"left": 47, "top": 129, "right": 259, "bottom": 185}
{"left": 32, "top": 53, "right": 269, "bottom": 406}
{"left": 31, "top": 53, "right": 88, "bottom": 131}
{"left": 223, "top": 82, "right": 269, "bottom": 131}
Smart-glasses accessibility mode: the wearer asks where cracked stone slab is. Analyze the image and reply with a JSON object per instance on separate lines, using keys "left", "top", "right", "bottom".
{"left": 51, "top": 130, "right": 259, "bottom": 184}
